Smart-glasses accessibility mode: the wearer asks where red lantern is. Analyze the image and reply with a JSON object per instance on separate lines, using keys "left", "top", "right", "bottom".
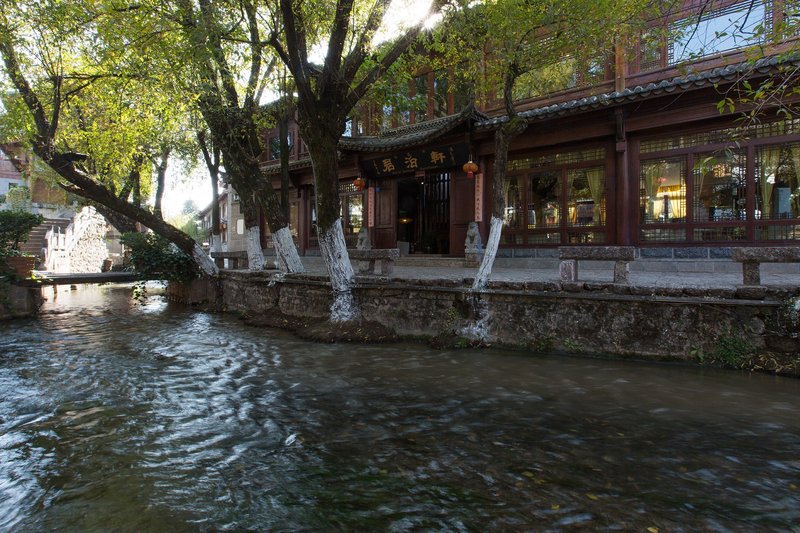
{"left": 463, "top": 160, "right": 479, "bottom": 179}
{"left": 353, "top": 176, "right": 365, "bottom": 191}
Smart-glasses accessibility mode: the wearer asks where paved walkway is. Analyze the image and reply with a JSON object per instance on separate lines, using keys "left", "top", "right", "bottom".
{"left": 294, "top": 257, "right": 800, "bottom": 289}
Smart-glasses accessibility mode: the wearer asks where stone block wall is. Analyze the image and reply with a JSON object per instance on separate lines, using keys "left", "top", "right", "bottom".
{"left": 67, "top": 208, "right": 110, "bottom": 273}
{"left": 169, "top": 272, "right": 799, "bottom": 362}
{"left": 0, "top": 283, "right": 43, "bottom": 320}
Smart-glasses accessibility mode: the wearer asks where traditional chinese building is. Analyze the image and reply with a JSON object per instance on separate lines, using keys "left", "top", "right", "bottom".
{"left": 253, "top": 0, "right": 800, "bottom": 260}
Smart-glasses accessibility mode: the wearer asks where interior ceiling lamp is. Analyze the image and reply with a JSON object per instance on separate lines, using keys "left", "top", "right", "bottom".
{"left": 463, "top": 159, "right": 479, "bottom": 179}
{"left": 353, "top": 176, "right": 365, "bottom": 191}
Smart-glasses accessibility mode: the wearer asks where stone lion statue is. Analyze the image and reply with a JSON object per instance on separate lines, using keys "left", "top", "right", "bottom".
{"left": 356, "top": 227, "right": 372, "bottom": 250}
{"left": 465, "top": 221, "right": 483, "bottom": 252}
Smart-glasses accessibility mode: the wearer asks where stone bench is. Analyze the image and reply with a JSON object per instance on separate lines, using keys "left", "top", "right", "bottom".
{"left": 559, "top": 246, "right": 635, "bottom": 284}
{"left": 349, "top": 248, "right": 400, "bottom": 275}
{"left": 731, "top": 246, "right": 800, "bottom": 285}
{"left": 210, "top": 251, "right": 248, "bottom": 269}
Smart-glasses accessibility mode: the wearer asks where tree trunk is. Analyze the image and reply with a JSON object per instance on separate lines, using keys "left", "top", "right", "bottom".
{"left": 201, "top": 110, "right": 303, "bottom": 273}
{"left": 131, "top": 154, "right": 143, "bottom": 208}
{"left": 91, "top": 202, "right": 139, "bottom": 235}
{"left": 198, "top": 131, "right": 223, "bottom": 261}
{"left": 304, "top": 125, "right": 357, "bottom": 321}
{"left": 236, "top": 191, "right": 265, "bottom": 270}
{"left": 39, "top": 144, "right": 218, "bottom": 277}
{"left": 279, "top": 109, "right": 291, "bottom": 221}
{"left": 153, "top": 147, "right": 170, "bottom": 220}
{"left": 472, "top": 119, "right": 526, "bottom": 291}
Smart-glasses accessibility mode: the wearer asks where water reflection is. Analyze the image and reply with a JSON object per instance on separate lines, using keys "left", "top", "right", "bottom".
{"left": 0, "top": 284, "right": 799, "bottom": 531}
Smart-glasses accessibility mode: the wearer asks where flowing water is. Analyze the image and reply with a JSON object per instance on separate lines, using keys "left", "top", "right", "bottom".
{"left": 1, "top": 284, "right": 800, "bottom": 532}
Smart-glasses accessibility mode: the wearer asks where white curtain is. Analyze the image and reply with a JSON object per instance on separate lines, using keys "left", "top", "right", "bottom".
{"left": 791, "top": 145, "right": 800, "bottom": 216}
{"left": 759, "top": 145, "right": 781, "bottom": 219}
{"left": 642, "top": 161, "right": 665, "bottom": 221}
{"left": 669, "top": 194, "right": 683, "bottom": 220}
{"left": 585, "top": 167, "right": 605, "bottom": 225}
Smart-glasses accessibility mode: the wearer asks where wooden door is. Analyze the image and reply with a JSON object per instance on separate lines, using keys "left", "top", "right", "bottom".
{"left": 372, "top": 178, "right": 396, "bottom": 248}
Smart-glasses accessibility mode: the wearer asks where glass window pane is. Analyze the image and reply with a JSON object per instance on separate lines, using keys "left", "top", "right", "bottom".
{"left": 347, "top": 195, "right": 363, "bottom": 234}
{"left": 669, "top": 1, "right": 770, "bottom": 64}
{"left": 756, "top": 224, "right": 800, "bottom": 240}
{"left": 503, "top": 177, "right": 523, "bottom": 231}
{"left": 756, "top": 143, "right": 800, "bottom": 220}
{"left": 693, "top": 151, "right": 746, "bottom": 222}
{"left": 528, "top": 171, "right": 561, "bottom": 229}
{"left": 640, "top": 157, "right": 687, "bottom": 224}
{"left": 290, "top": 201, "right": 299, "bottom": 239}
{"left": 567, "top": 166, "right": 605, "bottom": 227}
{"left": 640, "top": 30, "right": 664, "bottom": 71}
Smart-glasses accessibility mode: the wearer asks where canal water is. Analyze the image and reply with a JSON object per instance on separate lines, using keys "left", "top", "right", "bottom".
{"left": 1, "top": 285, "right": 799, "bottom": 532}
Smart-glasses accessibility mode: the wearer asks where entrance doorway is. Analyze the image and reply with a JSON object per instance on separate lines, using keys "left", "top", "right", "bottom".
{"left": 396, "top": 172, "right": 450, "bottom": 254}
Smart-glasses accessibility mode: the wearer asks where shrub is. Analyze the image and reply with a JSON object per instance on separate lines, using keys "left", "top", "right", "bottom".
{"left": 120, "top": 232, "right": 198, "bottom": 282}
{"left": 0, "top": 210, "right": 44, "bottom": 257}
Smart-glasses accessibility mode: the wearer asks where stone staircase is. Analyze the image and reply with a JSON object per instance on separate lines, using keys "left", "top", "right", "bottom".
{"left": 18, "top": 218, "right": 70, "bottom": 262}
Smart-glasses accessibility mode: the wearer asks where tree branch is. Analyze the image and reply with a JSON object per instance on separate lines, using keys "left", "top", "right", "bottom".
{"left": 278, "top": 0, "right": 314, "bottom": 104}
{"left": 321, "top": 0, "right": 356, "bottom": 93}
{"left": 198, "top": 0, "right": 240, "bottom": 107}
{"left": 0, "top": 16, "right": 52, "bottom": 141}
{"left": 341, "top": 0, "right": 387, "bottom": 83}
{"left": 242, "top": 0, "right": 263, "bottom": 109}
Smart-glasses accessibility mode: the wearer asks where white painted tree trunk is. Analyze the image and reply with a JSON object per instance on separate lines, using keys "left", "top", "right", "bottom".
{"left": 272, "top": 226, "right": 305, "bottom": 273}
{"left": 472, "top": 216, "right": 503, "bottom": 291}
{"left": 318, "top": 218, "right": 358, "bottom": 322}
{"left": 246, "top": 226, "right": 266, "bottom": 270}
{"left": 210, "top": 233, "right": 222, "bottom": 255}
{"left": 191, "top": 242, "right": 219, "bottom": 277}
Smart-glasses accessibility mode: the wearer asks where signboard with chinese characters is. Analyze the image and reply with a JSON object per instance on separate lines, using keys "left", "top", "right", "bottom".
{"left": 363, "top": 143, "right": 469, "bottom": 178}
{"left": 474, "top": 173, "right": 484, "bottom": 222}
{"left": 367, "top": 187, "right": 375, "bottom": 228}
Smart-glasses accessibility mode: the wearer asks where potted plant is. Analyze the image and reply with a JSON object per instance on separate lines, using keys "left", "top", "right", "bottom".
{"left": 0, "top": 210, "right": 45, "bottom": 278}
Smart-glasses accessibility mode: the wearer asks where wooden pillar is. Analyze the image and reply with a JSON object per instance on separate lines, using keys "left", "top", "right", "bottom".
{"left": 615, "top": 108, "right": 631, "bottom": 245}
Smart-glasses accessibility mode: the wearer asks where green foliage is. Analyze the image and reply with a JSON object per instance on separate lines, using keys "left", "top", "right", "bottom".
{"left": 167, "top": 207, "right": 204, "bottom": 244}
{"left": 120, "top": 232, "right": 198, "bottom": 282}
{"left": 5, "top": 186, "right": 31, "bottom": 211}
{"left": 0, "top": 210, "right": 44, "bottom": 257}
{"left": 529, "top": 335, "right": 554, "bottom": 353}
{"left": 709, "top": 337, "right": 755, "bottom": 369}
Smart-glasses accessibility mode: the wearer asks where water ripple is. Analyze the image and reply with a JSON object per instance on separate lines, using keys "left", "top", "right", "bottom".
{"left": 0, "top": 285, "right": 799, "bottom": 531}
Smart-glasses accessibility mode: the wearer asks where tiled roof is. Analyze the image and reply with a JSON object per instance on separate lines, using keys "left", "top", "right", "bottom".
{"left": 260, "top": 105, "right": 486, "bottom": 173}
{"left": 261, "top": 157, "right": 313, "bottom": 175}
{"left": 258, "top": 53, "right": 799, "bottom": 174}
{"left": 338, "top": 104, "right": 488, "bottom": 152}
{"left": 477, "top": 53, "right": 800, "bottom": 129}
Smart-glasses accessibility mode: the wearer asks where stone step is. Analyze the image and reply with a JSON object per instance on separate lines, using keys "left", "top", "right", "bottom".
{"left": 18, "top": 218, "right": 72, "bottom": 258}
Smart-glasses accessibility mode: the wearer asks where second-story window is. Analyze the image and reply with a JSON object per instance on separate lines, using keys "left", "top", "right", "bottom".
{"left": 670, "top": 0, "right": 772, "bottom": 64}
{"left": 343, "top": 118, "right": 363, "bottom": 137}
{"left": 641, "top": 0, "right": 773, "bottom": 72}
{"left": 269, "top": 133, "right": 294, "bottom": 160}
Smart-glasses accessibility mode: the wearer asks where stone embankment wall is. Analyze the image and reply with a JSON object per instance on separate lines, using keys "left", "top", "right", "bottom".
{"left": 168, "top": 271, "right": 800, "bottom": 363}
{"left": 0, "top": 283, "right": 43, "bottom": 320}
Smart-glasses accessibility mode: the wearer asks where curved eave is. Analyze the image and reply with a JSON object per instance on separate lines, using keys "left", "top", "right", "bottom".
{"left": 338, "top": 105, "right": 488, "bottom": 153}
{"left": 261, "top": 158, "right": 313, "bottom": 176}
